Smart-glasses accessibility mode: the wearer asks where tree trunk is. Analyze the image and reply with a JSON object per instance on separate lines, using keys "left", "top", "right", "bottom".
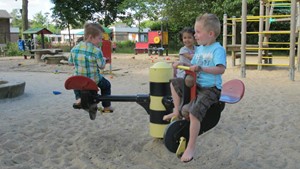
{"left": 67, "top": 23, "right": 72, "bottom": 50}
{"left": 22, "top": 0, "right": 29, "bottom": 39}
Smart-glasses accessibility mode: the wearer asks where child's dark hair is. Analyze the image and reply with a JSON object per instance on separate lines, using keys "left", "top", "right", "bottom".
{"left": 179, "top": 27, "right": 195, "bottom": 42}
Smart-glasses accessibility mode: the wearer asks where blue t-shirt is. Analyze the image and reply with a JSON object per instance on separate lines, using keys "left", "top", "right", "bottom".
{"left": 18, "top": 39, "right": 25, "bottom": 51}
{"left": 191, "top": 42, "right": 226, "bottom": 89}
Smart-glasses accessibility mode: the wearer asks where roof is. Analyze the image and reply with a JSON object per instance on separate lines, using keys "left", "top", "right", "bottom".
{"left": 60, "top": 29, "right": 83, "bottom": 35}
{"left": 109, "top": 26, "right": 150, "bottom": 33}
{"left": 76, "top": 26, "right": 111, "bottom": 35}
{"left": 23, "top": 28, "right": 53, "bottom": 34}
{"left": 0, "top": 10, "right": 12, "bottom": 19}
{"left": 102, "top": 26, "right": 111, "bottom": 33}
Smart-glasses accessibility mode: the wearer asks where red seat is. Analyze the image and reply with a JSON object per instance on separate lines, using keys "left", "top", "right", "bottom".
{"left": 64, "top": 76, "right": 99, "bottom": 91}
{"left": 220, "top": 79, "right": 245, "bottom": 104}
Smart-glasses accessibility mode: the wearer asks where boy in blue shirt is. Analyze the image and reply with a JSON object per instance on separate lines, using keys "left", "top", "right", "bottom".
{"left": 163, "top": 13, "right": 226, "bottom": 162}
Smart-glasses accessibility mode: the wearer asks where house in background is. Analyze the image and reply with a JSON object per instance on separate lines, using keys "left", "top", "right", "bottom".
{"left": 0, "top": 9, "right": 12, "bottom": 44}
{"left": 109, "top": 24, "right": 150, "bottom": 42}
{"left": 57, "top": 25, "right": 151, "bottom": 44}
{"left": 10, "top": 27, "right": 19, "bottom": 42}
{"left": 59, "top": 29, "right": 83, "bottom": 44}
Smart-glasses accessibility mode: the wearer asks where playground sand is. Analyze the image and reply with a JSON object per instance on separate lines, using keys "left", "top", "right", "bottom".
{"left": 0, "top": 54, "right": 300, "bottom": 169}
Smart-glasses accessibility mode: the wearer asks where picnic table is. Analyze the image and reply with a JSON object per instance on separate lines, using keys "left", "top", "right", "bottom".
{"left": 31, "top": 48, "right": 63, "bottom": 62}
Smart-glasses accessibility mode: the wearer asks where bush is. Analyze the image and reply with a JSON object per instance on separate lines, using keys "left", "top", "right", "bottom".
{"left": 6, "top": 42, "right": 23, "bottom": 56}
{"left": 115, "top": 40, "right": 135, "bottom": 53}
{"left": 51, "top": 43, "right": 72, "bottom": 52}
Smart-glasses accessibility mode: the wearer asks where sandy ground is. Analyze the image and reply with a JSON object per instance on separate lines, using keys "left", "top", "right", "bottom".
{"left": 0, "top": 53, "right": 300, "bottom": 169}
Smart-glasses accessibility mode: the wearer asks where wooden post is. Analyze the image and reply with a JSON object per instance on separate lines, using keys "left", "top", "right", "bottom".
{"left": 297, "top": 1, "right": 300, "bottom": 72}
{"left": 289, "top": 0, "right": 296, "bottom": 81}
{"left": 258, "top": 0, "right": 264, "bottom": 70}
{"left": 241, "top": 0, "right": 247, "bottom": 78}
{"left": 232, "top": 16, "right": 237, "bottom": 66}
{"left": 264, "top": 2, "right": 272, "bottom": 64}
{"left": 223, "top": 14, "right": 228, "bottom": 51}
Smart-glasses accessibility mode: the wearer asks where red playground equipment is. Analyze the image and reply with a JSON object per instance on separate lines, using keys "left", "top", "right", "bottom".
{"left": 101, "top": 40, "right": 112, "bottom": 73}
{"left": 100, "top": 27, "right": 112, "bottom": 73}
{"left": 135, "top": 30, "right": 169, "bottom": 56}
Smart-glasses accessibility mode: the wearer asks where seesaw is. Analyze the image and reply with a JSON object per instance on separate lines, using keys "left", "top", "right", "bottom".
{"left": 64, "top": 62, "right": 245, "bottom": 157}
{"left": 163, "top": 65, "right": 245, "bottom": 157}
{"left": 65, "top": 62, "right": 174, "bottom": 139}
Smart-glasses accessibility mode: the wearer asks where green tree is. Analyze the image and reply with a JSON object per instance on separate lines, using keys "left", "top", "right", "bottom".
{"left": 21, "top": 0, "right": 29, "bottom": 38}
{"left": 118, "top": 0, "right": 162, "bottom": 41}
{"left": 10, "top": 9, "right": 23, "bottom": 30}
{"left": 118, "top": 0, "right": 161, "bottom": 26}
{"left": 147, "top": 0, "right": 261, "bottom": 47}
{"left": 51, "top": 0, "right": 124, "bottom": 48}
{"left": 31, "top": 12, "right": 47, "bottom": 28}
{"left": 94, "top": 0, "right": 126, "bottom": 27}
{"left": 140, "top": 20, "right": 161, "bottom": 30}
{"left": 15, "top": 0, "right": 29, "bottom": 37}
{"left": 51, "top": 0, "right": 94, "bottom": 48}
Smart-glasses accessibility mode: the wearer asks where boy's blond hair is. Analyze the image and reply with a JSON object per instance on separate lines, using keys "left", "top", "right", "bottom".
{"left": 84, "top": 23, "right": 104, "bottom": 40}
{"left": 196, "top": 13, "right": 221, "bottom": 38}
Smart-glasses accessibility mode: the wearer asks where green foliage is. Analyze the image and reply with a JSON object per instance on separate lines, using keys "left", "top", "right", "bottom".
{"left": 51, "top": 0, "right": 124, "bottom": 29}
{"left": 118, "top": 0, "right": 161, "bottom": 27}
{"left": 10, "top": 9, "right": 23, "bottom": 30}
{"left": 31, "top": 12, "right": 48, "bottom": 28}
{"left": 6, "top": 42, "right": 24, "bottom": 56}
{"left": 29, "top": 12, "right": 61, "bottom": 34}
{"left": 115, "top": 40, "right": 135, "bottom": 53}
{"left": 13, "top": 0, "right": 292, "bottom": 54}
{"left": 94, "top": 0, "right": 126, "bottom": 27}
{"left": 51, "top": 43, "right": 72, "bottom": 52}
{"left": 140, "top": 20, "right": 161, "bottom": 30}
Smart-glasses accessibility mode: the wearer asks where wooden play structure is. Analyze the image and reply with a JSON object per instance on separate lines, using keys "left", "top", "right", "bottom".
{"left": 134, "top": 30, "right": 169, "bottom": 56}
{"left": 223, "top": 0, "right": 300, "bottom": 80}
